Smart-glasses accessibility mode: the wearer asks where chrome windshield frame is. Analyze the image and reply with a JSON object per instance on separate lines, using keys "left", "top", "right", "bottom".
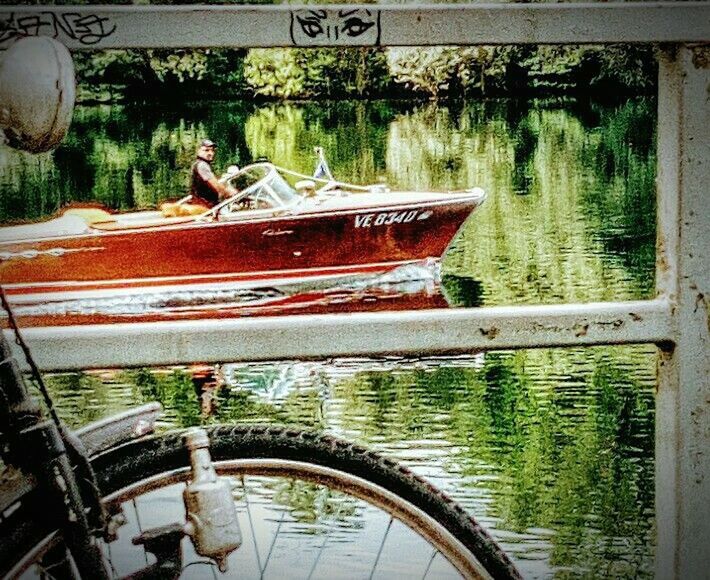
{"left": 200, "top": 162, "right": 301, "bottom": 221}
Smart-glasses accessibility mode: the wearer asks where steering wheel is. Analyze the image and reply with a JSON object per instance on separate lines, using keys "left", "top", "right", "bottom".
{"left": 209, "top": 167, "right": 274, "bottom": 220}
{"left": 251, "top": 188, "right": 275, "bottom": 209}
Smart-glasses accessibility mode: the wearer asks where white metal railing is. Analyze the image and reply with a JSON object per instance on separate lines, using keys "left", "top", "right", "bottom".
{"left": 21, "top": 300, "right": 674, "bottom": 370}
{"left": 1, "top": 3, "right": 708, "bottom": 579}
{"left": 0, "top": 3, "right": 708, "bottom": 49}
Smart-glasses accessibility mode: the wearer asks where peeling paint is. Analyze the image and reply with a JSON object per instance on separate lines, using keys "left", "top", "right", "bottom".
{"left": 692, "top": 45, "right": 710, "bottom": 69}
{"left": 690, "top": 402, "right": 708, "bottom": 484}
{"left": 595, "top": 319, "right": 624, "bottom": 329}
{"left": 479, "top": 326, "right": 499, "bottom": 340}
{"left": 657, "top": 250, "right": 671, "bottom": 274}
{"left": 573, "top": 323, "right": 589, "bottom": 337}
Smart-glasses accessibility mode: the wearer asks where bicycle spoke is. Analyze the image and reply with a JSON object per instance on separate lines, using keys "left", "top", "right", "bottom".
{"left": 260, "top": 501, "right": 286, "bottom": 577}
{"left": 368, "top": 515, "right": 394, "bottom": 580}
{"left": 421, "top": 549, "right": 438, "bottom": 580}
{"left": 37, "top": 566, "right": 57, "bottom": 580}
{"left": 36, "top": 543, "right": 77, "bottom": 580}
{"left": 132, "top": 498, "right": 149, "bottom": 566}
{"left": 7, "top": 427, "right": 515, "bottom": 580}
{"left": 241, "top": 475, "right": 264, "bottom": 578}
{"left": 105, "top": 539, "right": 119, "bottom": 579}
{"left": 306, "top": 507, "right": 340, "bottom": 580}
{"left": 306, "top": 532, "right": 329, "bottom": 580}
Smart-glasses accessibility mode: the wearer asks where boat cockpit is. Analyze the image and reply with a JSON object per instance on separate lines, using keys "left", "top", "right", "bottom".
{"left": 89, "top": 163, "right": 308, "bottom": 232}
{"left": 0, "top": 160, "right": 362, "bottom": 241}
{"left": 206, "top": 163, "right": 303, "bottom": 221}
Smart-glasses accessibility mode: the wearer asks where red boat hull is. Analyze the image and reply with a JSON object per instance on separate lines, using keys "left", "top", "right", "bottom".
{"left": 0, "top": 199, "right": 478, "bottom": 299}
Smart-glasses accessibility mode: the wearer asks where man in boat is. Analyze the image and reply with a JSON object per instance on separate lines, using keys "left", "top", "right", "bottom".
{"left": 162, "top": 139, "right": 237, "bottom": 217}
{"left": 189, "top": 139, "right": 238, "bottom": 206}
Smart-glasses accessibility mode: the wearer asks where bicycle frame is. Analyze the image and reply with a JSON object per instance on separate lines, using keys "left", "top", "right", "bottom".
{"left": 0, "top": 329, "right": 111, "bottom": 578}
{"left": 1, "top": 311, "right": 250, "bottom": 579}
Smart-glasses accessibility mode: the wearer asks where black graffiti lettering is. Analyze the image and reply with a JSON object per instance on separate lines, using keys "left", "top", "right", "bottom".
{"left": 341, "top": 17, "right": 375, "bottom": 38}
{"left": 51, "top": 12, "right": 80, "bottom": 40}
{"left": 0, "top": 11, "right": 116, "bottom": 47}
{"left": 16, "top": 14, "right": 53, "bottom": 38}
{"left": 291, "top": 8, "right": 380, "bottom": 46}
{"left": 0, "top": 14, "right": 17, "bottom": 44}
{"left": 61, "top": 13, "right": 116, "bottom": 45}
{"left": 296, "top": 14, "right": 325, "bottom": 39}
{"left": 338, "top": 9, "right": 362, "bottom": 18}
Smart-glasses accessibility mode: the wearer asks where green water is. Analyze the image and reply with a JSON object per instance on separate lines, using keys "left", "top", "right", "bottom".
{"left": 1, "top": 98, "right": 657, "bottom": 578}
{"left": 0, "top": 98, "right": 656, "bottom": 303}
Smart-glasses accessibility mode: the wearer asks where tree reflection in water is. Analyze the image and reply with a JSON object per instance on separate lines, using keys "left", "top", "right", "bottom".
{"left": 13, "top": 97, "right": 657, "bottom": 577}
{"left": 44, "top": 345, "right": 654, "bottom": 577}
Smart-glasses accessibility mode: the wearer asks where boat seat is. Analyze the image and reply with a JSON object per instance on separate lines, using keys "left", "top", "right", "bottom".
{"left": 63, "top": 207, "right": 115, "bottom": 225}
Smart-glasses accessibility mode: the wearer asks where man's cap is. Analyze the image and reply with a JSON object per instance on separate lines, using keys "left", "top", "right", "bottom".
{"left": 200, "top": 139, "right": 217, "bottom": 149}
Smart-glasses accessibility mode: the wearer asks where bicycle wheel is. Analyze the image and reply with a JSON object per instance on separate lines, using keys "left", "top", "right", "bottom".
{"left": 2, "top": 425, "right": 520, "bottom": 579}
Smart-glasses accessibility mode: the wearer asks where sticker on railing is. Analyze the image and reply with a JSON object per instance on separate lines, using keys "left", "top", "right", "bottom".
{"left": 290, "top": 9, "right": 381, "bottom": 46}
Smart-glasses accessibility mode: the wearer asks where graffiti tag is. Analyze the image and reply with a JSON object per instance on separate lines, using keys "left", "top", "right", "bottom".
{"left": 0, "top": 12, "right": 116, "bottom": 47}
{"left": 290, "top": 8, "right": 381, "bottom": 46}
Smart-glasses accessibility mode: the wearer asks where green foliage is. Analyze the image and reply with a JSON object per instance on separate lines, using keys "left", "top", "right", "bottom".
{"left": 521, "top": 46, "right": 588, "bottom": 90}
{"left": 586, "top": 44, "right": 656, "bottom": 92}
{"left": 142, "top": 48, "right": 247, "bottom": 97}
{"left": 244, "top": 49, "right": 306, "bottom": 99}
{"left": 75, "top": 49, "right": 247, "bottom": 101}
{"left": 386, "top": 47, "right": 483, "bottom": 97}
{"left": 244, "top": 47, "right": 389, "bottom": 99}
{"left": 386, "top": 46, "right": 533, "bottom": 97}
{"left": 149, "top": 50, "right": 209, "bottom": 83}
{"left": 317, "top": 48, "right": 391, "bottom": 97}
{"left": 386, "top": 44, "right": 655, "bottom": 98}
{"left": 73, "top": 43, "right": 655, "bottom": 102}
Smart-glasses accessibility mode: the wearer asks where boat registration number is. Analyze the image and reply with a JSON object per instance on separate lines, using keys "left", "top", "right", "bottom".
{"left": 355, "top": 210, "right": 420, "bottom": 228}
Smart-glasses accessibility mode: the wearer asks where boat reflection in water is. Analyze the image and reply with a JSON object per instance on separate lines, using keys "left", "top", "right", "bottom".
{"left": 76, "top": 259, "right": 485, "bottom": 420}
{"left": 6, "top": 259, "right": 483, "bottom": 327}
{"left": 219, "top": 349, "right": 487, "bottom": 409}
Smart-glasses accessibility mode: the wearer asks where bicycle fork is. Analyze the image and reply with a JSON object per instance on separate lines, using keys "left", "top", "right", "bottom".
{"left": 0, "top": 338, "right": 110, "bottom": 579}
{"left": 2, "top": 330, "right": 241, "bottom": 577}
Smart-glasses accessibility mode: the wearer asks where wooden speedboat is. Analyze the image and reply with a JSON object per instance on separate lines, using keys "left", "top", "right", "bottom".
{"left": 0, "top": 161, "right": 486, "bottom": 304}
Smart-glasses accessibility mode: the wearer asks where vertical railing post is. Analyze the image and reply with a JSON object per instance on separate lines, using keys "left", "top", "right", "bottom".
{"left": 656, "top": 44, "right": 710, "bottom": 579}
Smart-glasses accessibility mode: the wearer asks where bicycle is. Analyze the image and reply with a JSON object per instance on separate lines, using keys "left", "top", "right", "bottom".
{"left": 0, "top": 281, "right": 523, "bottom": 580}
{"left": 0, "top": 37, "right": 520, "bottom": 580}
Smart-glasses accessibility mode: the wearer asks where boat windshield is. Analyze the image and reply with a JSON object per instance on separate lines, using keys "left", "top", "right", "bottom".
{"left": 226, "top": 164, "right": 300, "bottom": 209}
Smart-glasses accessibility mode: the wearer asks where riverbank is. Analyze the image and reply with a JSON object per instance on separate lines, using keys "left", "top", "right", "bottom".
{"left": 75, "top": 45, "right": 656, "bottom": 104}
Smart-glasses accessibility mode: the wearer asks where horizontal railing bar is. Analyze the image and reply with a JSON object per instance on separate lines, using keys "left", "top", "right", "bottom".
{"left": 7, "top": 299, "right": 674, "bottom": 371}
{"left": 1, "top": 3, "right": 708, "bottom": 50}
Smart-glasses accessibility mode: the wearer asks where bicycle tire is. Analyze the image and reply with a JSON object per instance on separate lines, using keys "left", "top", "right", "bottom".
{"left": 1, "top": 424, "right": 521, "bottom": 579}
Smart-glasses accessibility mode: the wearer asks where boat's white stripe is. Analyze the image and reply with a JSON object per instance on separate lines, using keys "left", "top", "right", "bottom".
{"left": 195, "top": 195, "right": 483, "bottom": 228}
{"left": 6, "top": 260, "right": 418, "bottom": 303}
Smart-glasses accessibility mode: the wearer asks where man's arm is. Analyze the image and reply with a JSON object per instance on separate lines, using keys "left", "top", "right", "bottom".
{"left": 206, "top": 177, "right": 237, "bottom": 201}
{"left": 196, "top": 160, "right": 237, "bottom": 201}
